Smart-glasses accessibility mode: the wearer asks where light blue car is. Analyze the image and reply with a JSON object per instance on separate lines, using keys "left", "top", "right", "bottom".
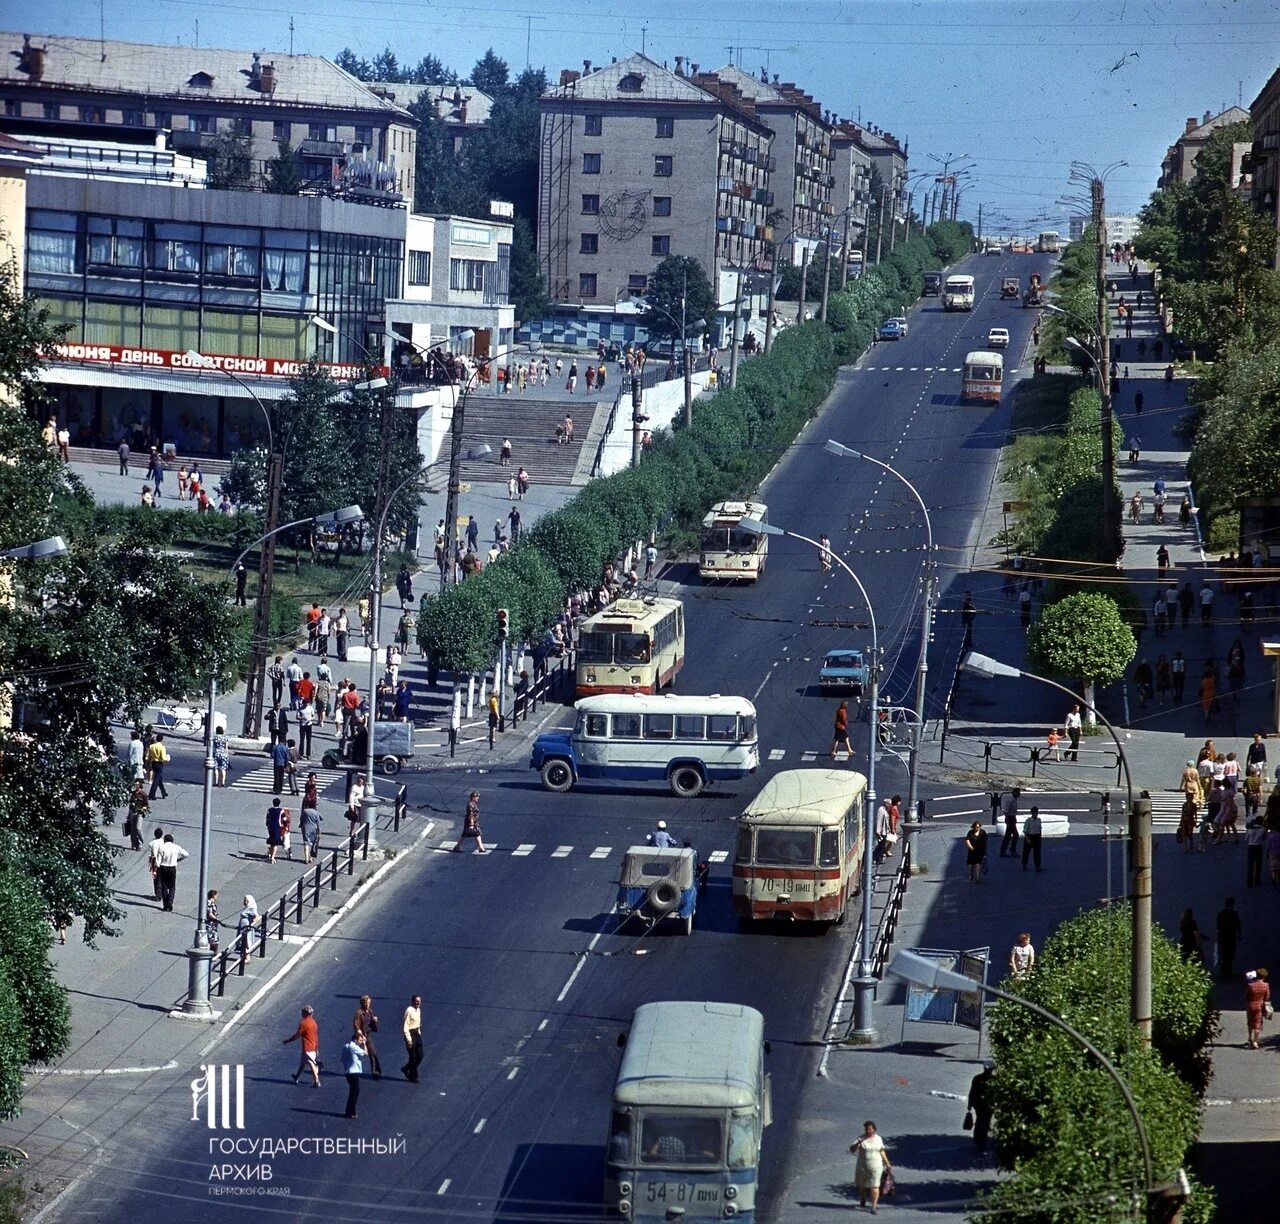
{"left": 820, "top": 648, "right": 868, "bottom": 695}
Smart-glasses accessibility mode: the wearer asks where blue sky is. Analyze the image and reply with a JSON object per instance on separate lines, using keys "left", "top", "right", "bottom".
{"left": 6, "top": 0, "right": 1277, "bottom": 230}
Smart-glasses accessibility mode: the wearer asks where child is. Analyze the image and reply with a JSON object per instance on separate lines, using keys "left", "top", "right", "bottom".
{"left": 280, "top": 809, "right": 293, "bottom": 860}
{"left": 1046, "top": 728, "right": 1061, "bottom": 761}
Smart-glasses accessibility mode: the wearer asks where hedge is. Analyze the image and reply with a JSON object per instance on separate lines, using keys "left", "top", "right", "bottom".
{"left": 418, "top": 221, "right": 973, "bottom": 670}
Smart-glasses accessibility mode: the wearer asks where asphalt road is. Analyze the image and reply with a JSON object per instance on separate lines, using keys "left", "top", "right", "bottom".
{"left": 49, "top": 253, "right": 1056, "bottom": 1223}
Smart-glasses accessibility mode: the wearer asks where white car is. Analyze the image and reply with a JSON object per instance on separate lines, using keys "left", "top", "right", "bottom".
{"left": 889, "top": 316, "right": 909, "bottom": 338}
{"left": 987, "top": 327, "right": 1010, "bottom": 349}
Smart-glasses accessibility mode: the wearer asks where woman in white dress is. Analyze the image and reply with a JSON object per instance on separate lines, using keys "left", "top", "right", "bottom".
{"left": 850, "top": 1119, "right": 892, "bottom": 1213}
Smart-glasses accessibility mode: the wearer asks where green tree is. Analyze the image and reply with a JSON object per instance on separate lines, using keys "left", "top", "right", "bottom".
{"left": 0, "top": 248, "right": 69, "bottom": 409}
{"left": 470, "top": 49, "right": 510, "bottom": 96}
{"left": 1026, "top": 592, "right": 1136, "bottom": 722}
{"left": 369, "top": 48, "right": 400, "bottom": 82}
{"left": 334, "top": 48, "right": 371, "bottom": 79}
{"left": 509, "top": 216, "right": 549, "bottom": 322}
{"left": 206, "top": 131, "right": 253, "bottom": 190}
{"left": 643, "top": 256, "right": 715, "bottom": 343}
{"left": 264, "top": 139, "right": 302, "bottom": 195}
{"left": 408, "top": 54, "right": 453, "bottom": 85}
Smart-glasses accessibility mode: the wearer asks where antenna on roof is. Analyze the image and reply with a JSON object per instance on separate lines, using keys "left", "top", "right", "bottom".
{"left": 289, "top": 17, "right": 295, "bottom": 57}
{"left": 641, "top": 24, "right": 648, "bottom": 56}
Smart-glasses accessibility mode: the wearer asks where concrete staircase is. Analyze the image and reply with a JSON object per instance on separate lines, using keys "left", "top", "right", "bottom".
{"left": 431, "top": 392, "right": 612, "bottom": 488}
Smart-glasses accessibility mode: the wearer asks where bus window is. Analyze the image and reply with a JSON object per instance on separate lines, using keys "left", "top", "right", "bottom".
{"left": 579, "top": 631, "right": 613, "bottom": 663}
{"left": 609, "top": 1111, "right": 633, "bottom": 1164}
{"left": 739, "top": 714, "right": 756, "bottom": 741}
{"left": 735, "top": 825, "right": 753, "bottom": 862}
{"left": 727, "top": 1113, "right": 758, "bottom": 1169}
{"left": 820, "top": 829, "right": 840, "bottom": 867}
{"left": 611, "top": 712, "right": 642, "bottom": 739}
{"left": 584, "top": 713, "right": 608, "bottom": 738}
{"left": 755, "top": 828, "right": 816, "bottom": 866}
{"left": 615, "top": 633, "right": 651, "bottom": 663}
{"left": 643, "top": 713, "right": 674, "bottom": 740}
{"left": 707, "top": 714, "right": 738, "bottom": 740}
{"left": 728, "top": 525, "right": 759, "bottom": 552}
{"left": 675, "top": 714, "right": 705, "bottom": 739}
{"left": 640, "top": 1114, "right": 723, "bottom": 1165}
{"left": 700, "top": 526, "right": 729, "bottom": 550}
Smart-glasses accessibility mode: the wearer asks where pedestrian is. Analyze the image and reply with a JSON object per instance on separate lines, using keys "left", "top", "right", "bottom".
{"left": 1018, "top": 585, "right": 1032, "bottom": 631}
{"left": 999, "top": 788, "right": 1020, "bottom": 857}
{"left": 346, "top": 774, "right": 367, "bottom": 837}
{"left": 507, "top": 473, "right": 518, "bottom": 501}
{"left": 268, "top": 655, "right": 285, "bottom": 706}
{"left": 1127, "top": 434, "right": 1141, "bottom": 463}
{"left": 401, "top": 994, "right": 424, "bottom": 1083}
{"left": 266, "top": 798, "right": 286, "bottom": 864}
{"left": 1245, "top": 969, "right": 1272, "bottom": 1049}
{"left": 1009, "top": 932, "right": 1035, "bottom": 978}
{"left": 500, "top": 436, "right": 512, "bottom": 466}
{"left": 284, "top": 1005, "right": 322, "bottom": 1088}
{"left": 235, "top": 895, "right": 259, "bottom": 968}
{"left": 1199, "top": 670, "right": 1216, "bottom": 724}
{"left": 508, "top": 504, "right": 522, "bottom": 544}
{"left": 849, "top": 1120, "right": 892, "bottom": 1214}
{"left": 965, "top": 1064, "right": 996, "bottom": 1152}
{"left": 965, "top": 821, "right": 988, "bottom": 884}
{"left": 1199, "top": 583, "right": 1215, "bottom": 627}
{"left": 874, "top": 797, "right": 892, "bottom": 864}
{"left": 301, "top": 776, "right": 322, "bottom": 864}
{"left": 567, "top": 362, "right": 578, "bottom": 394}
{"left": 335, "top": 608, "right": 349, "bottom": 662}
{"left": 1134, "top": 390, "right": 1144, "bottom": 415}
{"left": 452, "top": 789, "right": 489, "bottom": 853}
{"left": 148, "top": 826, "right": 165, "bottom": 900}
{"left": 1155, "top": 544, "right": 1169, "bottom": 583}
{"left": 1246, "top": 817, "right": 1266, "bottom": 886}
{"left": 205, "top": 889, "right": 221, "bottom": 955}
{"left": 125, "top": 781, "right": 149, "bottom": 851}
{"left": 1064, "top": 703, "right": 1082, "bottom": 761}
{"left": 1178, "top": 796, "right": 1198, "bottom": 853}
{"left": 1133, "top": 658, "right": 1153, "bottom": 708}
{"left": 1171, "top": 650, "right": 1187, "bottom": 703}
{"left": 145, "top": 733, "right": 170, "bottom": 799}
{"left": 1155, "top": 655, "right": 1171, "bottom": 706}
{"left": 831, "top": 700, "right": 854, "bottom": 761}
{"left": 316, "top": 608, "right": 331, "bottom": 657}
{"left": 1227, "top": 639, "right": 1247, "bottom": 702}
{"left": 286, "top": 656, "right": 303, "bottom": 705}
{"left": 342, "top": 1030, "right": 367, "bottom": 1118}
{"left": 153, "top": 833, "right": 189, "bottom": 911}
{"left": 117, "top": 437, "right": 130, "bottom": 476}
{"left": 517, "top": 466, "right": 529, "bottom": 498}
{"left": 1216, "top": 898, "right": 1242, "bottom": 979}
{"left": 1178, "top": 908, "right": 1203, "bottom": 963}
{"left": 271, "top": 735, "right": 290, "bottom": 795}
{"left": 353, "top": 994, "right": 382, "bottom": 1078}
{"left": 1021, "top": 807, "right": 1044, "bottom": 871}
{"left": 306, "top": 603, "right": 321, "bottom": 651}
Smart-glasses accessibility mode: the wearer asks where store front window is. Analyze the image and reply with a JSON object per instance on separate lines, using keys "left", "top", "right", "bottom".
{"left": 160, "top": 393, "right": 223, "bottom": 456}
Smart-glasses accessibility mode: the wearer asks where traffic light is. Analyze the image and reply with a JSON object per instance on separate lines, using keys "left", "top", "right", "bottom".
{"left": 497, "top": 607, "right": 510, "bottom": 641}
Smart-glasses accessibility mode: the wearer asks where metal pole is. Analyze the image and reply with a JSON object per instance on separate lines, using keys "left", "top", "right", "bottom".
{"left": 681, "top": 275, "right": 693, "bottom": 427}
{"left": 241, "top": 447, "right": 282, "bottom": 737}
{"left": 180, "top": 677, "right": 218, "bottom": 1016}
{"left": 839, "top": 215, "right": 850, "bottom": 290}
{"left": 874, "top": 189, "right": 886, "bottom": 265}
{"left": 630, "top": 375, "right": 644, "bottom": 467}
{"left": 819, "top": 234, "right": 831, "bottom": 323}
{"left": 728, "top": 270, "right": 742, "bottom": 390}
{"left": 764, "top": 248, "right": 777, "bottom": 354}
{"left": 797, "top": 247, "right": 809, "bottom": 323}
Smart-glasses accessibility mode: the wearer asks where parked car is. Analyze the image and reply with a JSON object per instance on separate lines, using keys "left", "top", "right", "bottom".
{"left": 820, "top": 648, "right": 868, "bottom": 695}
{"left": 984, "top": 243, "right": 1002, "bottom": 255}
{"left": 987, "top": 327, "right": 1010, "bottom": 349}
{"left": 877, "top": 319, "right": 904, "bottom": 342}
{"left": 616, "top": 845, "right": 700, "bottom": 935}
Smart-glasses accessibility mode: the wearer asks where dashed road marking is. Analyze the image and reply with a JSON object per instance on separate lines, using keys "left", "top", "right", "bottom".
{"left": 507, "top": 1067, "right": 519, "bottom": 1080}
{"left": 590, "top": 846, "right": 612, "bottom": 859}
{"left": 437, "top": 1180, "right": 451, "bottom": 1196}
{"left": 708, "top": 850, "right": 729, "bottom": 863}
{"left": 768, "top": 748, "right": 786, "bottom": 760}
{"left": 801, "top": 750, "right": 818, "bottom": 762}
{"left": 512, "top": 844, "right": 535, "bottom": 856}
{"left": 473, "top": 1118, "right": 486, "bottom": 1134}
{"left": 551, "top": 845, "right": 572, "bottom": 858}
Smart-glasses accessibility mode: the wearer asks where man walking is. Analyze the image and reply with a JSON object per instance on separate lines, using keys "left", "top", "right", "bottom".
{"left": 1064, "top": 704, "right": 1082, "bottom": 762}
{"left": 1215, "top": 897, "right": 1242, "bottom": 978}
{"left": 335, "top": 608, "right": 349, "bottom": 662}
{"left": 966, "top": 1063, "right": 996, "bottom": 1153}
{"left": 1021, "top": 807, "right": 1043, "bottom": 872}
{"left": 1199, "top": 584, "right": 1214, "bottom": 628}
{"left": 234, "top": 562, "right": 248, "bottom": 607}
{"left": 402, "top": 994, "right": 424, "bottom": 1083}
{"left": 1177, "top": 582, "right": 1195, "bottom": 630}
{"left": 271, "top": 737, "right": 290, "bottom": 796}
{"left": 999, "top": 788, "right": 1020, "bottom": 857}
{"left": 148, "top": 826, "right": 166, "bottom": 900}
{"left": 153, "top": 832, "right": 189, "bottom": 911}
{"left": 831, "top": 700, "right": 854, "bottom": 761}
{"left": 146, "top": 733, "right": 171, "bottom": 799}
{"left": 1170, "top": 651, "right": 1187, "bottom": 703}
{"left": 317, "top": 609, "right": 331, "bottom": 658}
{"left": 284, "top": 1005, "right": 321, "bottom": 1088}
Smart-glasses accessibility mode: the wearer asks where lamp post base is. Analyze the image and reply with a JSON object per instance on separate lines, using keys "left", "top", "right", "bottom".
{"left": 174, "top": 946, "right": 221, "bottom": 1021}
{"left": 848, "top": 976, "right": 879, "bottom": 1045}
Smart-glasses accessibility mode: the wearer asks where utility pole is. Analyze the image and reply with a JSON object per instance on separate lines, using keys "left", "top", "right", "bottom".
{"left": 630, "top": 374, "right": 645, "bottom": 466}
{"left": 874, "top": 189, "right": 886, "bottom": 265}
{"left": 976, "top": 202, "right": 983, "bottom": 247}
{"left": 839, "top": 215, "right": 850, "bottom": 290}
{"left": 764, "top": 240, "right": 778, "bottom": 354}
{"left": 1131, "top": 795, "right": 1153, "bottom": 1044}
{"left": 681, "top": 270, "right": 693, "bottom": 427}
{"left": 728, "top": 270, "right": 743, "bottom": 389}
{"left": 819, "top": 235, "right": 831, "bottom": 323}
{"left": 240, "top": 445, "right": 282, "bottom": 737}
{"left": 797, "top": 246, "right": 809, "bottom": 323}
{"left": 1093, "top": 178, "right": 1117, "bottom": 525}
{"left": 888, "top": 178, "right": 899, "bottom": 253}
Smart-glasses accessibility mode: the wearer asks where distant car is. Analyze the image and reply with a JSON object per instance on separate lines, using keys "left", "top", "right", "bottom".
{"left": 877, "top": 319, "right": 904, "bottom": 341}
{"left": 984, "top": 243, "right": 1001, "bottom": 255}
{"left": 987, "top": 327, "right": 1010, "bottom": 349}
{"left": 820, "top": 648, "right": 868, "bottom": 695}
{"left": 889, "top": 316, "right": 909, "bottom": 337}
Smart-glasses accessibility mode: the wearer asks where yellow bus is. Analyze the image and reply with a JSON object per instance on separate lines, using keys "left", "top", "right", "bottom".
{"left": 961, "top": 350, "right": 1004, "bottom": 403}
{"left": 731, "top": 769, "right": 867, "bottom": 923}
{"left": 577, "top": 597, "right": 686, "bottom": 697}
{"left": 698, "top": 501, "right": 769, "bottom": 582}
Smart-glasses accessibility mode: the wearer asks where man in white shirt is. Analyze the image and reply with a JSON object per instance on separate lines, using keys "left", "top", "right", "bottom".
{"left": 147, "top": 827, "right": 166, "bottom": 900}
{"left": 127, "top": 730, "right": 145, "bottom": 781}
{"left": 152, "top": 833, "right": 189, "bottom": 911}
{"left": 1199, "top": 584, "right": 1215, "bottom": 627}
{"left": 401, "top": 994, "right": 423, "bottom": 1083}
{"left": 286, "top": 657, "right": 303, "bottom": 706}
{"left": 1064, "top": 704, "right": 1083, "bottom": 761}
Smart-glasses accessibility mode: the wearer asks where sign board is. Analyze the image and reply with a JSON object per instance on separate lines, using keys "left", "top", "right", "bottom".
{"left": 451, "top": 223, "right": 492, "bottom": 246}
{"left": 955, "top": 948, "right": 990, "bottom": 1031}
{"left": 49, "top": 343, "right": 384, "bottom": 383}
{"left": 902, "top": 946, "right": 990, "bottom": 1029}
{"left": 1003, "top": 501, "right": 1032, "bottom": 513}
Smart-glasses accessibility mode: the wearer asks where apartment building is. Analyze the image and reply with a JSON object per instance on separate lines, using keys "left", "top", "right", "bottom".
{"left": 1248, "top": 66, "right": 1280, "bottom": 269}
{"left": 831, "top": 123, "right": 873, "bottom": 253}
{"left": 708, "top": 66, "right": 835, "bottom": 256}
{"left": 537, "top": 53, "right": 775, "bottom": 309}
{"left": 1158, "top": 106, "right": 1250, "bottom": 189}
{"left": 0, "top": 31, "right": 415, "bottom": 200}
{"left": 850, "top": 124, "right": 908, "bottom": 221}
{"left": 367, "top": 82, "right": 492, "bottom": 155}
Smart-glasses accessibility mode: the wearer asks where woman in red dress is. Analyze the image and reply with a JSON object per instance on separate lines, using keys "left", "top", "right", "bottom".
{"left": 1245, "top": 967, "right": 1271, "bottom": 1049}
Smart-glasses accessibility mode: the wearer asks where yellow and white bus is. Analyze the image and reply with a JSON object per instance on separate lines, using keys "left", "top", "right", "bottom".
{"left": 943, "top": 274, "right": 976, "bottom": 311}
{"left": 961, "top": 350, "right": 1004, "bottom": 403}
{"left": 1037, "top": 230, "right": 1062, "bottom": 254}
{"left": 699, "top": 500, "right": 769, "bottom": 582}
{"left": 731, "top": 769, "right": 867, "bottom": 924}
{"left": 576, "top": 597, "right": 686, "bottom": 697}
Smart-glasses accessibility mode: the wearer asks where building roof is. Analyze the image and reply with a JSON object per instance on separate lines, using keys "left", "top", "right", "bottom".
{"left": 710, "top": 65, "right": 827, "bottom": 125}
{"left": 364, "top": 82, "right": 493, "bottom": 126}
{"left": 1183, "top": 105, "right": 1250, "bottom": 140}
{"left": 0, "top": 31, "right": 410, "bottom": 117}
{"left": 0, "top": 130, "right": 43, "bottom": 159}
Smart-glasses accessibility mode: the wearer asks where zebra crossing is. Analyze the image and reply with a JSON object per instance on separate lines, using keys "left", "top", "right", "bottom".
{"left": 229, "top": 764, "right": 347, "bottom": 795}
{"left": 435, "top": 844, "right": 732, "bottom": 863}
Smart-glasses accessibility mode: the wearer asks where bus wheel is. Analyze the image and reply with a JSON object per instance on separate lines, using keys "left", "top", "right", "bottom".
{"left": 541, "top": 759, "right": 574, "bottom": 792}
{"left": 669, "top": 765, "right": 705, "bottom": 798}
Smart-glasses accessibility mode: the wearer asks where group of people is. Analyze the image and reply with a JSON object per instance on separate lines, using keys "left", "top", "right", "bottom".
{"left": 965, "top": 792, "right": 1046, "bottom": 878}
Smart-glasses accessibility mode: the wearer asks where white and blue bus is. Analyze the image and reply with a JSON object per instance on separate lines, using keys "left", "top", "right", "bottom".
{"left": 530, "top": 694, "right": 759, "bottom": 798}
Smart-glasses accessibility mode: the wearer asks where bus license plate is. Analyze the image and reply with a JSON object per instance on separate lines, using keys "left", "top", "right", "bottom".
{"left": 644, "top": 1182, "right": 722, "bottom": 1207}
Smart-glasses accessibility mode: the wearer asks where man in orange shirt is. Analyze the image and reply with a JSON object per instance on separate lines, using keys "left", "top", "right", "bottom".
{"left": 306, "top": 603, "right": 322, "bottom": 651}
{"left": 340, "top": 682, "right": 362, "bottom": 746}
{"left": 284, "top": 1004, "right": 321, "bottom": 1087}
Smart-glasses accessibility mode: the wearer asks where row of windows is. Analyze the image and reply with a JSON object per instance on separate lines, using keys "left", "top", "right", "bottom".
{"left": 584, "top": 114, "right": 674, "bottom": 139}
{"left": 580, "top": 234, "right": 672, "bottom": 256}
{"left": 0, "top": 100, "right": 374, "bottom": 144}
{"left": 583, "top": 153, "right": 673, "bottom": 177}
{"left": 581, "top": 195, "right": 672, "bottom": 217}
{"left": 578, "top": 272, "right": 676, "bottom": 297}
{"left": 581, "top": 711, "right": 750, "bottom": 741}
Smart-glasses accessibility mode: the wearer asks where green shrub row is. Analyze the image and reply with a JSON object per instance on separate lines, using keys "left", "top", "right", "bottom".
{"left": 979, "top": 905, "right": 1216, "bottom": 1224}
{"left": 418, "top": 222, "right": 973, "bottom": 670}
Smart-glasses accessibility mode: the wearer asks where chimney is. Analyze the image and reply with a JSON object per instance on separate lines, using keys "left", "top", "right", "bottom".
{"left": 691, "top": 62, "right": 699, "bottom": 75}
{"left": 1185, "top": 116, "right": 1197, "bottom": 134}
{"left": 583, "top": 59, "right": 592, "bottom": 74}
{"left": 18, "top": 34, "right": 47, "bottom": 81}
{"left": 675, "top": 56, "right": 685, "bottom": 76}
{"left": 559, "top": 69, "right": 580, "bottom": 86}
{"left": 1203, "top": 109, "right": 1211, "bottom": 125}
{"left": 611, "top": 56, "right": 616, "bottom": 64}
{"left": 772, "top": 74, "right": 780, "bottom": 84}
{"left": 258, "top": 61, "right": 277, "bottom": 95}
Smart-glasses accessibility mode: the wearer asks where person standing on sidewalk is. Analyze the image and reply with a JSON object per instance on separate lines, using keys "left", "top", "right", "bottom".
{"left": 965, "top": 822, "right": 989, "bottom": 883}
{"left": 1064, "top": 704, "right": 1082, "bottom": 761}
{"left": 234, "top": 562, "right": 248, "bottom": 606}
{"left": 849, "top": 1121, "right": 892, "bottom": 1213}
{"left": 1215, "top": 898, "right": 1242, "bottom": 979}
{"left": 118, "top": 438, "right": 130, "bottom": 475}
{"left": 268, "top": 656, "right": 286, "bottom": 707}
{"left": 148, "top": 827, "right": 165, "bottom": 900}
{"left": 297, "top": 702, "right": 314, "bottom": 759}
{"left": 1171, "top": 651, "right": 1187, "bottom": 704}
{"left": 1245, "top": 969, "right": 1271, "bottom": 1050}
{"left": 342, "top": 1030, "right": 367, "bottom": 1119}
{"left": 401, "top": 995, "right": 424, "bottom": 1083}
{"left": 124, "top": 781, "right": 149, "bottom": 851}
{"left": 1021, "top": 808, "right": 1044, "bottom": 872}
{"left": 284, "top": 1005, "right": 321, "bottom": 1087}
{"left": 1009, "top": 932, "right": 1035, "bottom": 978}
{"left": 266, "top": 798, "right": 286, "bottom": 864}
{"left": 1176, "top": 583, "right": 1195, "bottom": 630}
{"left": 1246, "top": 817, "right": 1267, "bottom": 886}
{"left": 153, "top": 833, "right": 189, "bottom": 911}
{"left": 335, "top": 608, "right": 349, "bottom": 662}
{"left": 999, "top": 788, "right": 1020, "bottom": 857}
{"left": 271, "top": 737, "right": 290, "bottom": 795}
{"left": 353, "top": 995, "right": 382, "bottom": 1078}
{"left": 965, "top": 1064, "right": 996, "bottom": 1153}
{"left": 1199, "top": 584, "right": 1215, "bottom": 628}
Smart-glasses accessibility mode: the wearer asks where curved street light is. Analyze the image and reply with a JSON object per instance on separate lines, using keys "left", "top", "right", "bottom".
{"left": 741, "top": 515, "right": 881, "bottom": 1040}
{"left": 2, "top": 536, "right": 69, "bottom": 561}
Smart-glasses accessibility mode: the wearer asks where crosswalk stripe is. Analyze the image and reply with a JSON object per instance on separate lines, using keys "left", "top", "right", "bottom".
{"left": 590, "top": 847, "right": 612, "bottom": 859}
{"left": 707, "top": 850, "right": 729, "bottom": 863}
{"left": 768, "top": 748, "right": 786, "bottom": 761}
{"left": 800, "top": 750, "right": 818, "bottom": 762}
{"left": 229, "top": 765, "right": 346, "bottom": 794}
{"left": 551, "top": 845, "right": 572, "bottom": 858}
{"left": 512, "top": 844, "right": 535, "bottom": 856}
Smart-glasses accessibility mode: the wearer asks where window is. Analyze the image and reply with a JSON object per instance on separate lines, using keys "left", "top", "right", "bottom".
{"left": 618, "top": 72, "right": 644, "bottom": 92}
{"left": 628, "top": 273, "right": 649, "bottom": 293}
{"left": 449, "top": 258, "right": 488, "bottom": 292}
{"left": 584, "top": 713, "right": 608, "bottom": 738}
{"left": 643, "top": 714, "right": 674, "bottom": 740}
{"left": 652, "top": 196, "right": 672, "bottom": 216}
{"left": 152, "top": 111, "right": 170, "bottom": 129}
{"left": 273, "top": 120, "right": 290, "bottom": 141}
{"left": 122, "top": 109, "right": 145, "bottom": 127}
{"left": 820, "top": 830, "right": 840, "bottom": 867}
{"left": 204, "top": 226, "right": 261, "bottom": 279}
{"left": 584, "top": 114, "right": 602, "bottom": 136}
{"left": 651, "top": 235, "right": 670, "bottom": 256}
{"left": 80, "top": 105, "right": 105, "bottom": 123}
{"left": 43, "top": 102, "right": 59, "bottom": 120}
{"left": 707, "top": 714, "right": 738, "bottom": 741}
{"left": 581, "top": 194, "right": 600, "bottom": 215}
{"left": 407, "top": 250, "right": 431, "bottom": 285}
{"left": 233, "top": 116, "right": 253, "bottom": 135}
{"left": 655, "top": 116, "right": 674, "bottom": 138}
{"left": 578, "top": 631, "right": 612, "bottom": 663}
{"left": 579, "top": 272, "right": 597, "bottom": 298}
{"left": 754, "top": 828, "right": 816, "bottom": 867}
{"left": 308, "top": 123, "right": 336, "bottom": 142}
{"left": 611, "top": 713, "right": 641, "bottom": 739}
{"left": 353, "top": 125, "right": 373, "bottom": 146}
{"left": 580, "top": 233, "right": 599, "bottom": 254}
{"left": 674, "top": 714, "right": 705, "bottom": 739}
{"left": 639, "top": 1114, "right": 722, "bottom": 1166}
{"left": 615, "top": 633, "right": 650, "bottom": 663}
{"left": 654, "top": 155, "right": 672, "bottom": 177}
{"left": 4, "top": 100, "right": 19, "bottom": 118}
{"left": 188, "top": 114, "right": 217, "bottom": 134}
{"left": 261, "top": 229, "right": 308, "bottom": 293}
{"left": 87, "top": 217, "right": 144, "bottom": 270}
{"left": 582, "top": 152, "right": 601, "bottom": 175}
{"left": 147, "top": 221, "right": 202, "bottom": 275}
{"left": 27, "top": 211, "right": 80, "bottom": 276}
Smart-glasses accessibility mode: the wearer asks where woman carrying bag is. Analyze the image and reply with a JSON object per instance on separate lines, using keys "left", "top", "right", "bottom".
{"left": 850, "top": 1120, "right": 893, "bottom": 1213}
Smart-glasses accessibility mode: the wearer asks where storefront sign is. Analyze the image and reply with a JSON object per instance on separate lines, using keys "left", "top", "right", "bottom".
{"left": 451, "top": 223, "right": 492, "bottom": 246}
{"left": 49, "top": 343, "right": 387, "bottom": 382}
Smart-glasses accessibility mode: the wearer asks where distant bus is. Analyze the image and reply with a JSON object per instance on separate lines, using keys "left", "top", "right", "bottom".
{"left": 1037, "top": 231, "right": 1062, "bottom": 254}
{"left": 699, "top": 500, "right": 769, "bottom": 582}
{"left": 530, "top": 694, "right": 759, "bottom": 797}
{"left": 943, "top": 274, "right": 976, "bottom": 311}
{"left": 576, "top": 597, "right": 685, "bottom": 697}
{"left": 961, "top": 350, "right": 1004, "bottom": 403}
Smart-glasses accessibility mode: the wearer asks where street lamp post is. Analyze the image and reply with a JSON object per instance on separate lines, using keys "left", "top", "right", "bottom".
{"left": 178, "top": 504, "right": 364, "bottom": 1019}
{"left": 825, "top": 441, "right": 933, "bottom": 871}
{"left": 741, "top": 516, "right": 880, "bottom": 1041}
{"left": 959, "top": 650, "right": 1150, "bottom": 1045}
